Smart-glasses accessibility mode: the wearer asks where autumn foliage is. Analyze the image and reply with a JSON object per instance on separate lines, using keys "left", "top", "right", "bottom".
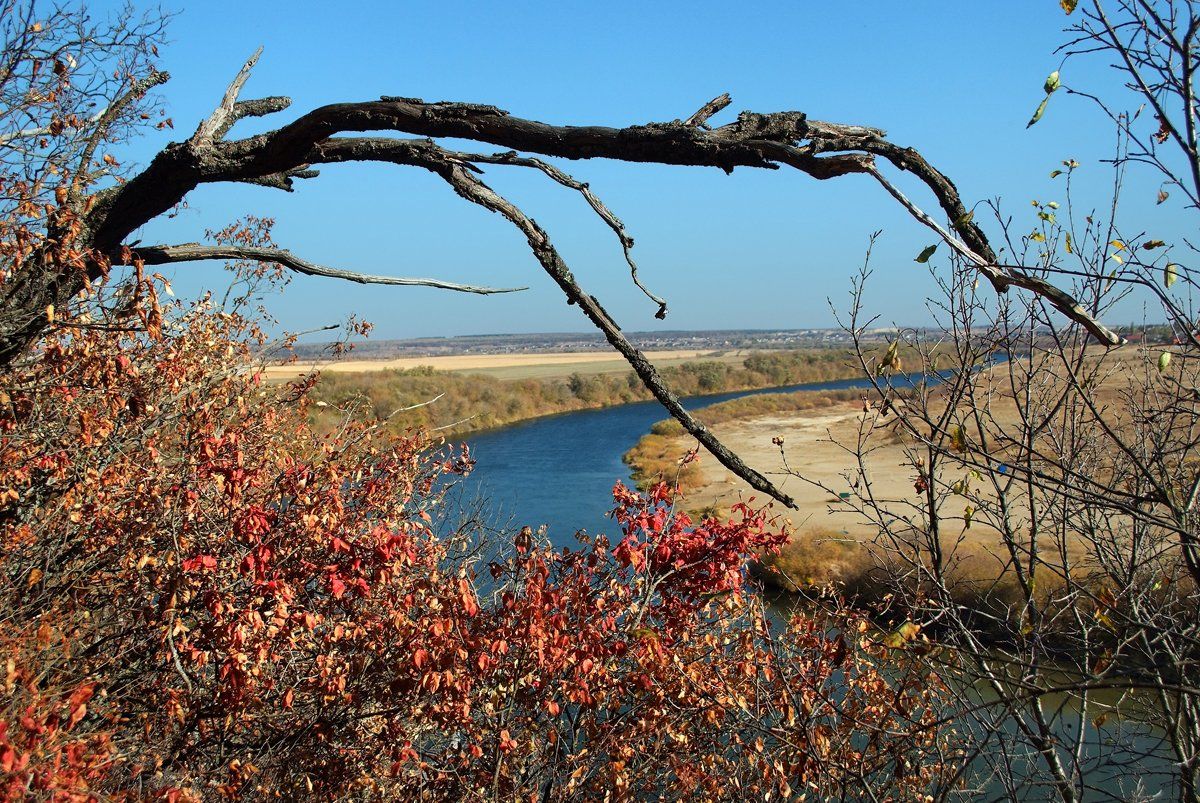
{"left": 0, "top": 4, "right": 958, "bottom": 799}
{"left": 0, "top": 284, "right": 955, "bottom": 800}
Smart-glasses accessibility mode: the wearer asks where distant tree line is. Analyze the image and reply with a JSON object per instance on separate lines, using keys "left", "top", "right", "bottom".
{"left": 309, "top": 349, "right": 860, "bottom": 437}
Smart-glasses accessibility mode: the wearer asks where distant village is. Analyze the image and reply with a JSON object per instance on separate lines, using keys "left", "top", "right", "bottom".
{"left": 290, "top": 328, "right": 907, "bottom": 361}
{"left": 289, "top": 322, "right": 1174, "bottom": 362}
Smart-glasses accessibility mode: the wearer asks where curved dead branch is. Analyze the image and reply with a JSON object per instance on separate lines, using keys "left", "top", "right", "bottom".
{"left": 134, "top": 243, "right": 527, "bottom": 295}
{"left": 429, "top": 158, "right": 799, "bottom": 509}
{"left": 1, "top": 48, "right": 1130, "bottom": 505}
{"left": 81, "top": 55, "right": 1117, "bottom": 349}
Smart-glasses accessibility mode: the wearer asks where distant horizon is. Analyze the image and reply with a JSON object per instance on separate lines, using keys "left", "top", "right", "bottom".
{"left": 301, "top": 320, "right": 1169, "bottom": 345}
{"left": 92, "top": 0, "right": 1187, "bottom": 341}
{"left": 330, "top": 325, "right": 890, "bottom": 341}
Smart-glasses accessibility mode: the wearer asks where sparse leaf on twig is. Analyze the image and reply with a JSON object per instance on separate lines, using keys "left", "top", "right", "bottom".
{"left": 1165, "top": 263, "right": 1179, "bottom": 288}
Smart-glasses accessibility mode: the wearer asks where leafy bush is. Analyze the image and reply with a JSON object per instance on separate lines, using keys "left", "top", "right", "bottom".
{"left": 0, "top": 291, "right": 952, "bottom": 800}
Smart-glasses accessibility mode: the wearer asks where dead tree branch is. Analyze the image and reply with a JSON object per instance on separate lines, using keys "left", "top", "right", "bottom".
{"left": 442, "top": 147, "right": 669, "bottom": 317}
{"left": 0, "top": 47, "right": 1133, "bottom": 500}
{"left": 134, "top": 243, "right": 526, "bottom": 295}
{"left": 431, "top": 158, "right": 798, "bottom": 508}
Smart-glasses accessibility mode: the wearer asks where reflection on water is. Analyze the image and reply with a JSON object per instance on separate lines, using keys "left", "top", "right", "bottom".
{"left": 765, "top": 594, "right": 1177, "bottom": 801}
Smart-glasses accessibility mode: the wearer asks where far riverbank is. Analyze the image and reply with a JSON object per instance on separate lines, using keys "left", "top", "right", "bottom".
{"left": 301, "top": 348, "right": 863, "bottom": 439}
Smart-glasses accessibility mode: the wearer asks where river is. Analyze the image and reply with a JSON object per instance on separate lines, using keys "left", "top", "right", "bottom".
{"left": 453, "top": 375, "right": 884, "bottom": 543}
{"left": 445, "top": 368, "right": 1176, "bottom": 800}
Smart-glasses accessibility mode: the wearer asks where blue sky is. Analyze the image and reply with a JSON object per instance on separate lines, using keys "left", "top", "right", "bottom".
{"left": 96, "top": 1, "right": 1189, "bottom": 339}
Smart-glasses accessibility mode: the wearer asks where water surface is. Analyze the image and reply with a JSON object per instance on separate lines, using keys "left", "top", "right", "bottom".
{"left": 454, "top": 375, "right": 892, "bottom": 543}
{"left": 445, "top": 364, "right": 1173, "bottom": 798}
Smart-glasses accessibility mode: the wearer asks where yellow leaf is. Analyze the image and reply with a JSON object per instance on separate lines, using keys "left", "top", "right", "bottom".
{"left": 45, "top": 304, "right": 55, "bottom": 324}
{"left": 1165, "top": 263, "right": 1179, "bottom": 288}
{"left": 950, "top": 424, "right": 967, "bottom": 453}
{"left": 1027, "top": 95, "right": 1051, "bottom": 128}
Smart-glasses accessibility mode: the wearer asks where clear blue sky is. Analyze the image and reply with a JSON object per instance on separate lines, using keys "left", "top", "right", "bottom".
{"left": 97, "top": 1, "right": 1187, "bottom": 339}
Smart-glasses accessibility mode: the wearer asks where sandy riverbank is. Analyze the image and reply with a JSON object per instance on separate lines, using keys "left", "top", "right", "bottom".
{"left": 631, "top": 349, "right": 1159, "bottom": 596}
{"left": 673, "top": 400, "right": 979, "bottom": 591}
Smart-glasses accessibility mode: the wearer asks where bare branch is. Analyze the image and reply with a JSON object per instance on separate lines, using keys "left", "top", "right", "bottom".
{"left": 133, "top": 243, "right": 527, "bottom": 295}
{"left": 94, "top": 88, "right": 1118, "bottom": 347}
{"left": 425, "top": 158, "right": 799, "bottom": 509}
{"left": 191, "top": 46, "right": 263, "bottom": 146}
{"left": 0, "top": 106, "right": 105, "bottom": 145}
{"left": 446, "top": 148, "right": 670, "bottom": 317}
{"left": 73, "top": 69, "right": 168, "bottom": 193}
{"left": 242, "top": 166, "right": 319, "bottom": 192}
{"left": 685, "top": 93, "right": 732, "bottom": 128}
{"left": 3, "top": 65, "right": 1125, "bottom": 370}
{"left": 866, "top": 164, "right": 1125, "bottom": 346}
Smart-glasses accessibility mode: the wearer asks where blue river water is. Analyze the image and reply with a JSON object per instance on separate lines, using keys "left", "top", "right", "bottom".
{"left": 452, "top": 375, "right": 887, "bottom": 544}
{"left": 442, "top": 364, "right": 1176, "bottom": 799}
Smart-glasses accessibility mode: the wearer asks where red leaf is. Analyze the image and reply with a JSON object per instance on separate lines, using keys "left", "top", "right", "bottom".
{"left": 181, "top": 554, "right": 217, "bottom": 572}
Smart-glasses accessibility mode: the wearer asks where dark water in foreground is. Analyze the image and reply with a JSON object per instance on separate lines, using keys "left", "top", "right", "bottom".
{"left": 454, "top": 375, "right": 884, "bottom": 542}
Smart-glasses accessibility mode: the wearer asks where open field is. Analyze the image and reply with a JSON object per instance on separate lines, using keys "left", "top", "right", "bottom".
{"left": 626, "top": 347, "right": 1173, "bottom": 604}
{"left": 264, "top": 349, "right": 732, "bottom": 382}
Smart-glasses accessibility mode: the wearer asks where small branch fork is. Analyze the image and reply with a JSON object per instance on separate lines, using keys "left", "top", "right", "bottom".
{"left": 442, "top": 148, "right": 670, "bottom": 317}
{"left": 57, "top": 49, "right": 1128, "bottom": 508}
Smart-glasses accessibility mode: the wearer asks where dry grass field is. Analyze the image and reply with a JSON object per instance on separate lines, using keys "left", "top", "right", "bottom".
{"left": 263, "top": 349, "right": 733, "bottom": 382}
{"left": 628, "top": 346, "right": 1171, "bottom": 608}
{"left": 287, "top": 348, "right": 863, "bottom": 438}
